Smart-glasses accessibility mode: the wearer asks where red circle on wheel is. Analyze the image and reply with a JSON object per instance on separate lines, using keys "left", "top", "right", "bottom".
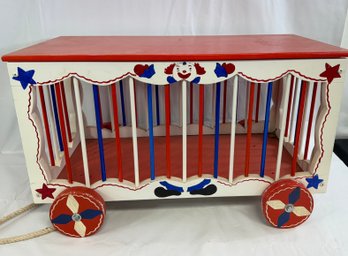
{"left": 49, "top": 187, "right": 106, "bottom": 237}
{"left": 261, "top": 179, "right": 314, "bottom": 228}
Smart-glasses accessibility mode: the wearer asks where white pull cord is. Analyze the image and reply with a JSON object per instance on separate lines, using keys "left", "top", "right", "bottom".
{"left": 0, "top": 203, "right": 55, "bottom": 245}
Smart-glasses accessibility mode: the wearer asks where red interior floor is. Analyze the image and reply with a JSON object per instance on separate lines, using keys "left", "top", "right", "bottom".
{"left": 58, "top": 134, "right": 301, "bottom": 184}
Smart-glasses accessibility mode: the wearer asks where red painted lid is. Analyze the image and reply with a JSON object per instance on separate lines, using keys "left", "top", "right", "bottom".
{"left": 2, "top": 35, "right": 348, "bottom": 62}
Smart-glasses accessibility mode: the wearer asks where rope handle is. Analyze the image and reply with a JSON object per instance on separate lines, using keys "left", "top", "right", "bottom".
{"left": 0, "top": 203, "right": 55, "bottom": 245}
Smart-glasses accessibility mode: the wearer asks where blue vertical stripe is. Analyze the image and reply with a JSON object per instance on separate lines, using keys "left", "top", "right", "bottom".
{"left": 93, "top": 85, "right": 107, "bottom": 181}
{"left": 119, "top": 80, "right": 127, "bottom": 126}
{"left": 260, "top": 82, "right": 273, "bottom": 177}
{"left": 155, "top": 85, "right": 160, "bottom": 125}
{"left": 214, "top": 83, "right": 221, "bottom": 178}
{"left": 147, "top": 84, "right": 155, "bottom": 180}
{"left": 50, "top": 84, "right": 63, "bottom": 151}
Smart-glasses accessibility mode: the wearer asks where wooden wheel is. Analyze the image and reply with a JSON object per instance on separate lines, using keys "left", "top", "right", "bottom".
{"left": 261, "top": 179, "right": 314, "bottom": 228}
{"left": 49, "top": 187, "right": 106, "bottom": 237}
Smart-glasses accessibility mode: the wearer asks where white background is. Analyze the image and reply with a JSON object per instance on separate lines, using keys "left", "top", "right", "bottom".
{"left": 1, "top": 1, "right": 348, "bottom": 255}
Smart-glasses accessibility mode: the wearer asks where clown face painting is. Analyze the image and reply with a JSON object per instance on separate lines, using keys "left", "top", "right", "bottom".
{"left": 164, "top": 62, "right": 206, "bottom": 84}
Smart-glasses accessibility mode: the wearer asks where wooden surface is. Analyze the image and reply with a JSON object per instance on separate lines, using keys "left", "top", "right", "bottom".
{"left": 3, "top": 35, "right": 348, "bottom": 62}
{"left": 58, "top": 134, "right": 302, "bottom": 184}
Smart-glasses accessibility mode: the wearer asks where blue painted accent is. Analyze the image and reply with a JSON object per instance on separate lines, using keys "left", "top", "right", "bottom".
{"left": 80, "top": 209, "right": 103, "bottom": 220}
{"left": 119, "top": 80, "right": 127, "bottom": 126}
{"left": 277, "top": 211, "right": 290, "bottom": 228}
{"left": 155, "top": 85, "right": 160, "bottom": 125}
{"left": 159, "top": 181, "right": 184, "bottom": 192}
{"left": 140, "top": 64, "right": 156, "bottom": 78}
{"left": 214, "top": 63, "right": 228, "bottom": 78}
{"left": 13, "top": 67, "right": 36, "bottom": 89}
{"left": 187, "top": 179, "right": 211, "bottom": 192}
{"left": 51, "top": 214, "right": 72, "bottom": 224}
{"left": 306, "top": 174, "right": 324, "bottom": 189}
{"left": 191, "top": 77, "right": 201, "bottom": 84}
{"left": 93, "top": 85, "right": 107, "bottom": 181}
{"left": 214, "top": 83, "right": 221, "bottom": 178}
{"left": 260, "top": 82, "right": 273, "bottom": 177}
{"left": 147, "top": 84, "right": 155, "bottom": 180}
{"left": 167, "top": 76, "right": 177, "bottom": 84}
{"left": 288, "top": 187, "right": 301, "bottom": 204}
{"left": 50, "top": 84, "right": 63, "bottom": 151}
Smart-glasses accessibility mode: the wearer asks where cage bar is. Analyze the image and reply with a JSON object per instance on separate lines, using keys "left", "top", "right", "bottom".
{"left": 214, "top": 82, "right": 221, "bottom": 178}
{"left": 228, "top": 76, "right": 238, "bottom": 182}
{"left": 304, "top": 82, "right": 318, "bottom": 160}
{"left": 165, "top": 85, "right": 171, "bottom": 178}
{"left": 147, "top": 84, "right": 156, "bottom": 180}
{"left": 182, "top": 81, "right": 187, "bottom": 182}
{"left": 61, "top": 82, "right": 72, "bottom": 142}
{"left": 50, "top": 84, "right": 63, "bottom": 151}
{"left": 244, "top": 82, "right": 255, "bottom": 177}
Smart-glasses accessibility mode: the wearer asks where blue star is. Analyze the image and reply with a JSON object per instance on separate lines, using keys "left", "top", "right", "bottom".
{"left": 306, "top": 174, "right": 324, "bottom": 189}
{"left": 12, "top": 67, "right": 36, "bottom": 89}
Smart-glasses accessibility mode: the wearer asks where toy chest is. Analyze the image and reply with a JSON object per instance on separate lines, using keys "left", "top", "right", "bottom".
{"left": 2, "top": 35, "right": 348, "bottom": 236}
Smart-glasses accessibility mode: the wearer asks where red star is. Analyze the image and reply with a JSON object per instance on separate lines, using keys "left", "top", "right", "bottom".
{"left": 320, "top": 63, "right": 341, "bottom": 84}
{"left": 35, "top": 184, "right": 56, "bottom": 200}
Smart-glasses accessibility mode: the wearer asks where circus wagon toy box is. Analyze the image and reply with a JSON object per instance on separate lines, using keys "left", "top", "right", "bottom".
{"left": 2, "top": 35, "right": 348, "bottom": 237}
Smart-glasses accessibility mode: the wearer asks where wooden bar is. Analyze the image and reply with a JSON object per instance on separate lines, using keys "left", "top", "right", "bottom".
{"left": 275, "top": 76, "right": 292, "bottom": 181}
{"left": 190, "top": 82, "right": 193, "bottom": 124}
{"left": 244, "top": 82, "right": 255, "bottom": 177}
{"left": 50, "top": 84, "right": 63, "bottom": 151}
{"left": 223, "top": 80, "right": 227, "bottom": 123}
{"left": 291, "top": 81, "right": 308, "bottom": 176}
{"left": 147, "top": 84, "right": 156, "bottom": 180}
{"left": 93, "top": 85, "right": 107, "bottom": 181}
{"left": 304, "top": 82, "right": 318, "bottom": 160}
{"left": 214, "top": 83, "right": 221, "bottom": 178}
{"left": 119, "top": 80, "right": 127, "bottom": 126}
{"left": 165, "top": 85, "right": 171, "bottom": 178}
{"left": 111, "top": 84, "right": 123, "bottom": 182}
{"left": 61, "top": 81, "right": 72, "bottom": 142}
{"left": 182, "top": 81, "right": 187, "bottom": 182}
{"left": 289, "top": 78, "right": 300, "bottom": 142}
{"left": 198, "top": 84, "right": 204, "bottom": 177}
{"left": 129, "top": 78, "right": 140, "bottom": 186}
{"left": 228, "top": 76, "right": 238, "bottom": 182}
{"left": 260, "top": 82, "right": 273, "bottom": 177}
{"left": 55, "top": 83, "right": 73, "bottom": 183}
{"left": 285, "top": 76, "right": 295, "bottom": 138}
{"left": 97, "top": 86, "right": 104, "bottom": 129}
{"left": 73, "top": 78, "right": 90, "bottom": 187}
{"left": 155, "top": 85, "right": 160, "bottom": 126}
{"left": 38, "top": 86, "right": 55, "bottom": 166}
{"left": 255, "top": 83, "right": 261, "bottom": 122}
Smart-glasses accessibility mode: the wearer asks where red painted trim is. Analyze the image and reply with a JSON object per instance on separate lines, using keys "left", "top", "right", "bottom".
{"left": 245, "top": 82, "right": 255, "bottom": 177}
{"left": 38, "top": 86, "right": 55, "bottom": 166}
{"left": 198, "top": 85, "right": 204, "bottom": 177}
{"left": 55, "top": 83, "right": 73, "bottom": 183}
{"left": 291, "top": 81, "right": 308, "bottom": 176}
{"left": 285, "top": 76, "right": 295, "bottom": 137}
{"left": 255, "top": 83, "right": 261, "bottom": 122}
{"left": 165, "top": 85, "right": 171, "bottom": 178}
{"left": 94, "top": 182, "right": 149, "bottom": 191}
{"left": 111, "top": 84, "right": 123, "bottom": 182}
{"left": 217, "top": 178, "right": 272, "bottom": 187}
{"left": 223, "top": 80, "right": 227, "bottom": 123}
{"left": 4, "top": 35, "right": 348, "bottom": 62}
{"left": 304, "top": 82, "right": 318, "bottom": 160}
{"left": 190, "top": 82, "right": 193, "bottom": 124}
{"left": 60, "top": 82, "right": 72, "bottom": 142}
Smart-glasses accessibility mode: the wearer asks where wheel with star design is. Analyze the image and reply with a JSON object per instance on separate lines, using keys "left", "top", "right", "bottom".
{"left": 261, "top": 179, "right": 314, "bottom": 228}
{"left": 49, "top": 187, "right": 106, "bottom": 237}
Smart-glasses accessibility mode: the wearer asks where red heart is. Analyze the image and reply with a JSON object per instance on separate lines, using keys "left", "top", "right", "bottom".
{"left": 222, "top": 63, "right": 235, "bottom": 74}
{"left": 134, "top": 64, "right": 149, "bottom": 76}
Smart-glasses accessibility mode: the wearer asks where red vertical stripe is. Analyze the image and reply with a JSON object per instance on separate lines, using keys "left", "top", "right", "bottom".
{"left": 304, "top": 82, "right": 318, "bottom": 160}
{"left": 291, "top": 81, "right": 308, "bottom": 176}
{"left": 111, "top": 84, "right": 123, "bottom": 182}
{"left": 244, "top": 82, "right": 255, "bottom": 177}
{"left": 223, "top": 80, "right": 227, "bottom": 123}
{"left": 165, "top": 85, "right": 171, "bottom": 178}
{"left": 38, "top": 86, "right": 55, "bottom": 166}
{"left": 285, "top": 76, "right": 295, "bottom": 137}
{"left": 255, "top": 83, "right": 261, "bottom": 122}
{"left": 198, "top": 84, "right": 204, "bottom": 177}
{"left": 190, "top": 82, "right": 193, "bottom": 124}
{"left": 55, "top": 83, "right": 73, "bottom": 183}
{"left": 60, "top": 82, "right": 72, "bottom": 142}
